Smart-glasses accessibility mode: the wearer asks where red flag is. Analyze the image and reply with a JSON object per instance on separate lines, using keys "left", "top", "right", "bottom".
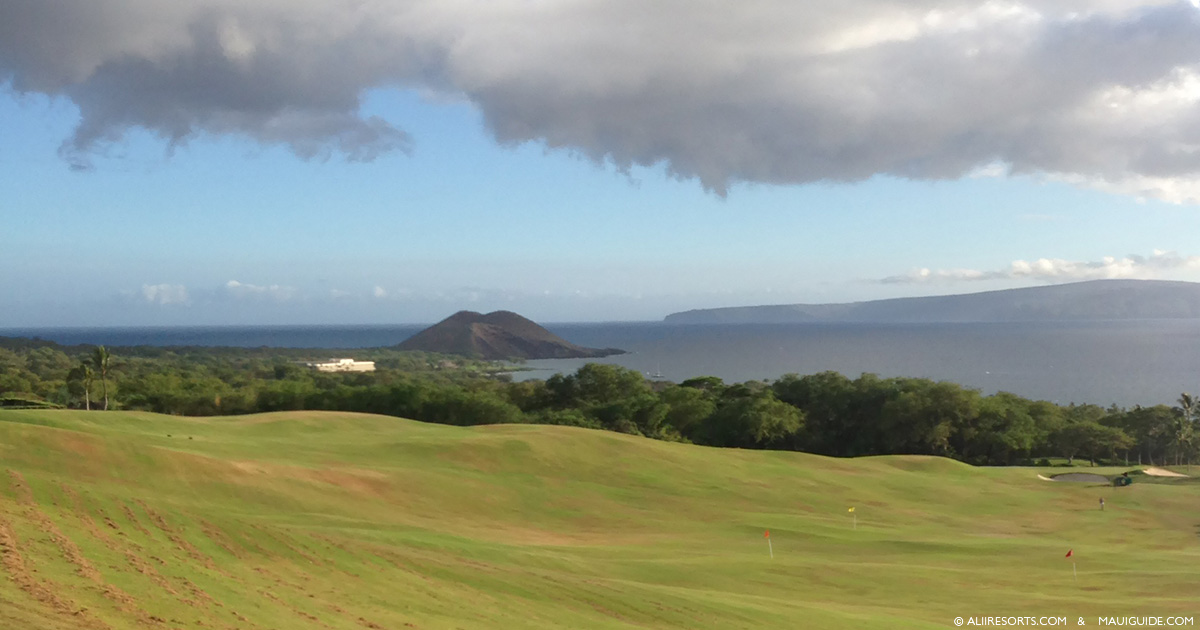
{"left": 1065, "top": 549, "right": 1073, "bottom": 558}
{"left": 764, "top": 530, "right": 770, "bottom": 538}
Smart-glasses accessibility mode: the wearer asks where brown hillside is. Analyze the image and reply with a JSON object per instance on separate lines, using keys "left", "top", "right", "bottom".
{"left": 397, "top": 311, "right": 624, "bottom": 360}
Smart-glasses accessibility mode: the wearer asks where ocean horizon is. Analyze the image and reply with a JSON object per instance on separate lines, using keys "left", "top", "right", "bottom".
{"left": 5, "top": 319, "right": 1200, "bottom": 408}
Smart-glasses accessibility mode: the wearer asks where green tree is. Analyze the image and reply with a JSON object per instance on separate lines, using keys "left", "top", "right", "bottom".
{"left": 1026, "top": 400, "right": 1065, "bottom": 459}
{"left": 532, "top": 408, "right": 599, "bottom": 429}
{"left": 592, "top": 392, "right": 667, "bottom": 436}
{"left": 421, "top": 388, "right": 525, "bottom": 426}
{"left": 1090, "top": 424, "right": 1135, "bottom": 466}
{"left": 571, "top": 364, "right": 649, "bottom": 405}
{"left": 67, "top": 363, "right": 94, "bottom": 410}
{"left": 544, "top": 364, "right": 661, "bottom": 434}
{"left": 956, "top": 393, "right": 1036, "bottom": 465}
{"left": 504, "top": 380, "right": 552, "bottom": 412}
{"left": 771, "top": 371, "right": 889, "bottom": 457}
{"left": 679, "top": 376, "right": 726, "bottom": 394}
{"left": 1053, "top": 422, "right": 1133, "bottom": 466}
{"left": 700, "top": 392, "right": 804, "bottom": 449}
{"left": 24, "top": 347, "right": 73, "bottom": 381}
{"left": 878, "top": 380, "right": 978, "bottom": 457}
{"left": 1106, "top": 405, "right": 1175, "bottom": 466}
{"left": 659, "top": 385, "right": 716, "bottom": 438}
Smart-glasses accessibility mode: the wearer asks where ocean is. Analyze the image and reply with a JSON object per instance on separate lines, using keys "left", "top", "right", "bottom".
{"left": 5, "top": 320, "right": 1200, "bottom": 408}
{"left": 0, "top": 325, "right": 427, "bottom": 350}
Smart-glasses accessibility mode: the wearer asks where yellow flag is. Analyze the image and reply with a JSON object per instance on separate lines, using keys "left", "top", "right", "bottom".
{"left": 848, "top": 507, "right": 855, "bottom": 513}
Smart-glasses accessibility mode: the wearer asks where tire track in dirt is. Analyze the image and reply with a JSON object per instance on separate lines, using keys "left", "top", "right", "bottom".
{"left": 11, "top": 473, "right": 102, "bottom": 581}
{"left": 121, "top": 502, "right": 154, "bottom": 537}
{"left": 307, "top": 532, "right": 373, "bottom": 579}
{"left": 0, "top": 500, "right": 112, "bottom": 629}
{"left": 252, "top": 565, "right": 308, "bottom": 591}
{"left": 58, "top": 483, "right": 227, "bottom": 628}
{"left": 89, "top": 505, "right": 252, "bottom": 630}
{"left": 258, "top": 587, "right": 335, "bottom": 629}
{"left": 134, "top": 500, "right": 219, "bottom": 570}
{"left": 116, "top": 529, "right": 230, "bottom": 624}
{"left": 252, "top": 564, "right": 396, "bottom": 630}
{"left": 127, "top": 503, "right": 263, "bottom": 630}
{"left": 97, "top": 505, "right": 204, "bottom": 605}
{"left": 328, "top": 598, "right": 400, "bottom": 630}
{"left": 199, "top": 520, "right": 245, "bottom": 559}
{"left": 311, "top": 532, "right": 362, "bottom": 561}
{"left": 249, "top": 523, "right": 327, "bottom": 568}
{"left": 228, "top": 528, "right": 270, "bottom": 557}
{"left": 59, "top": 486, "right": 183, "bottom": 598}
{"left": 364, "top": 546, "right": 434, "bottom": 584}
{"left": 9, "top": 473, "right": 170, "bottom": 627}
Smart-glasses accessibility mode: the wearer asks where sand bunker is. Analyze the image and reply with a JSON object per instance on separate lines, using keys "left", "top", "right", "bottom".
{"left": 1142, "top": 467, "right": 1188, "bottom": 478}
{"left": 1044, "top": 472, "right": 1110, "bottom": 483}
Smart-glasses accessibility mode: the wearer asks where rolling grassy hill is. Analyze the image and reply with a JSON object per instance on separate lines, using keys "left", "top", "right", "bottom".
{"left": 0, "top": 410, "right": 1196, "bottom": 629}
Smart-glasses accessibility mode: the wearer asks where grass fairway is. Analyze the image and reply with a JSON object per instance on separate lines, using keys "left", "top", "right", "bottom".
{"left": 0, "top": 410, "right": 1196, "bottom": 630}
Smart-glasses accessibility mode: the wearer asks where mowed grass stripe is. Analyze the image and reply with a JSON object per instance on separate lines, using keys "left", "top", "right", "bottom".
{"left": 0, "top": 409, "right": 1196, "bottom": 629}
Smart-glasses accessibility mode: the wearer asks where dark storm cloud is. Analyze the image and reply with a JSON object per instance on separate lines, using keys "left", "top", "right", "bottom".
{"left": 3, "top": 1, "right": 1200, "bottom": 199}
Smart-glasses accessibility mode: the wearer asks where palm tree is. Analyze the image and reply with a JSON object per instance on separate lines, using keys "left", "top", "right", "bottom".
{"left": 1173, "top": 393, "right": 1196, "bottom": 469}
{"left": 93, "top": 346, "right": 111, "bottom": 411}
{"left": 1178, "top": 393, "right": 1195, "bottom": 422}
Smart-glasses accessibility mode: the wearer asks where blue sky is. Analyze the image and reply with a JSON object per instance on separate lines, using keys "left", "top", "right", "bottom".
{"left": 4, "top": 1, "right": 1200, "bottom": 326}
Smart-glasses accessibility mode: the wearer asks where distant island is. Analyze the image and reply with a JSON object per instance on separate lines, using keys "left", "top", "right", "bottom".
{"left": 398, "top": 310, "right": 625, "bottom": 360}
{"left": 664, "top": 279, "right": 1200, "bottom": 324}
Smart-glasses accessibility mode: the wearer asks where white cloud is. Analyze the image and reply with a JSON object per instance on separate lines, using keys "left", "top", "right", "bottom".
{"left": 881, "top": 250, "right": 1200, "bottom": 284}
{"left": 3, "top": 1, "right": 1200, "bottom": 200}
{"left": 224, "top": 279, "right": 296, "bottom": 301}
{"left": 141, "top": 283, "right": 189, "bottom": 305}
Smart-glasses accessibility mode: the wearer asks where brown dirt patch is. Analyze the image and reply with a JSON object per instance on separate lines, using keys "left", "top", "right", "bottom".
{"left": 125, "top": 551, "right": 182, "bottom": 597}
{"left": 135, "top": 500, "right": 218, "bottom": 570}
{"left": 13, "top": 478, "right": 169, "bottom": 626}
{"left": 57, "top": 485, "right": 208, "bottom": 614}
{"left": 10, "top": 474, "right": 102, "bottom": 582}
{"left": 0, "top": 510, "right": 112, "bottom": 629}
{"left": 176, "top": 576, "right": 217, "bottom": 607}
{"left": 309, "top": 469, "right": 392, "bottom": 497}
{"left": 230, "top": 460, "right": 393, "bottom": 498}
{"left": 7, "top": 470, "right": 35, "bottom": 504}
{"left": 121, "top": 503, "right": 153, "bottom": 537}
{"left": 259, "top": 588, "right": 333, "bottom": 628}
{"left": 199, "top": 521, "right": 245, "bottom": 559}
{"left": 55, "top": 433, "right": 103, "bottom": 461}
{"left": 251, "top": 525, "right": 326, "bottom": 567}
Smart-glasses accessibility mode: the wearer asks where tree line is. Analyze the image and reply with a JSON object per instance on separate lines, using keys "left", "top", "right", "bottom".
{"left": 1, "top": 338, "right": 1196, "bottom": 467}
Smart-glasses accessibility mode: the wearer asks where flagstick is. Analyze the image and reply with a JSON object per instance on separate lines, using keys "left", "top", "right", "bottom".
{"left": 1073, "top": 562, "right": 1077, "bottom": 581}
{"left": 853, "top": 512, "right": 857, "bottom": 530}
{"left": 768, "top": 537, "right": 773, "bottom": 559}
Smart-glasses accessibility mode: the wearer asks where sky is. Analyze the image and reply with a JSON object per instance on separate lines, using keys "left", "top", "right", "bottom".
{"left": 4, "top": 0, "right": 1200, "bottom": 326}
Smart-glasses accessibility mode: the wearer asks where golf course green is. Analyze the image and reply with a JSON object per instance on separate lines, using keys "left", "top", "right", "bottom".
{"left": 0, "top": 410, "right": 1195, "bottom": 629}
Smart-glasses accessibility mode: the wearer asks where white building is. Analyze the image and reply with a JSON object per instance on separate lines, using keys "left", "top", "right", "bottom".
{"left": 306, "top": 358, "right": 376, "bottom": 373}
